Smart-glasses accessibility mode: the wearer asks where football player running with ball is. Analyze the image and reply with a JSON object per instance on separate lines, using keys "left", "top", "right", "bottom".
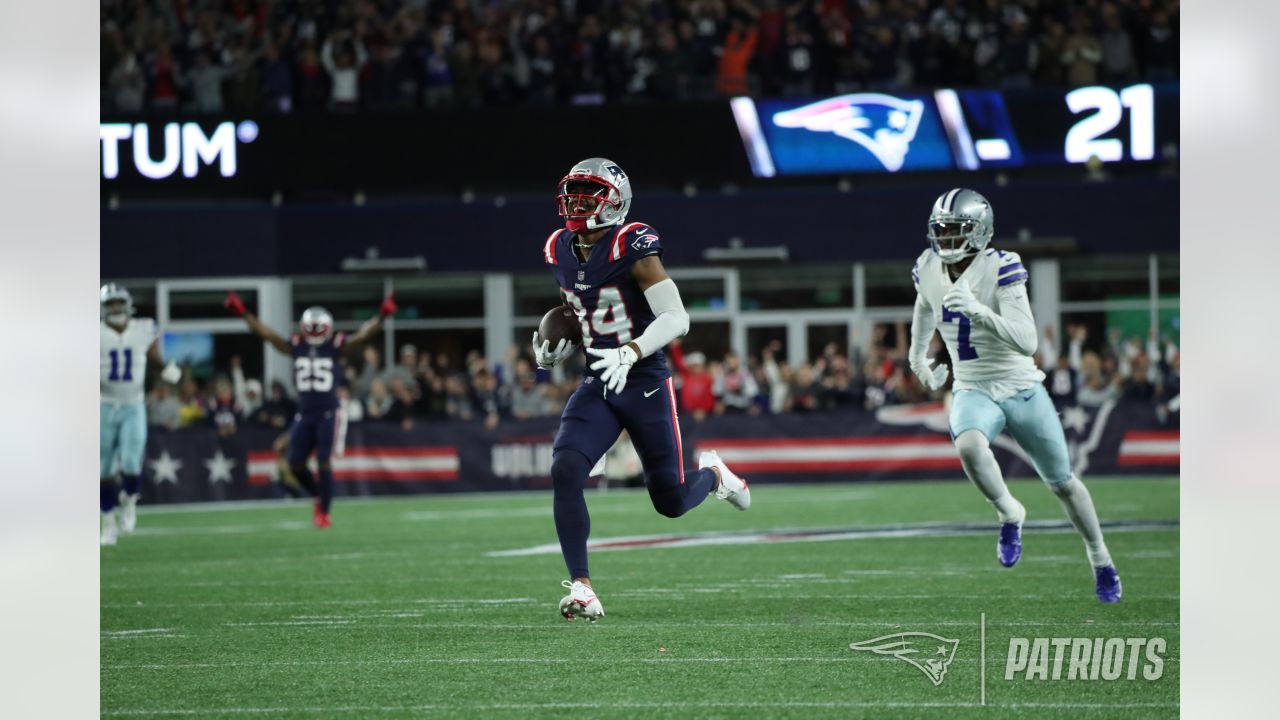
{"left": 909, "top": 188, "right": 1121, "bottom": 602}
{"left": 534, "top": 157, "right": 751, "bottom": 622}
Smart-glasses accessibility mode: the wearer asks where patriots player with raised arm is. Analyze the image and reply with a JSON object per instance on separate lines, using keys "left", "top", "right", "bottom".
{"left": 100, "top": 284, "right": 183, "bottom": 545}
{"left": 909, "top": 189, "right": 1122, "bottom": 602}
{"left": 533, "top": 157, "right": 751, "bottom": 622}
{"left": 225, "top": 290, "right": 397, "bottom": 528}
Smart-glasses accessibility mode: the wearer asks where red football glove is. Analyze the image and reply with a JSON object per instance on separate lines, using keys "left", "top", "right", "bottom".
{"left": 224, "top": 290, "right": 246, "bottom": 317}
{"left": 379, "top": 293, "right": 397, "bottom": 318}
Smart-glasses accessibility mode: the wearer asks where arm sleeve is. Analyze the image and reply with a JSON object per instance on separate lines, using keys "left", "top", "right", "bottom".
{"left": 975, "top": 284, "right": 1038, "bottom": 356}
{"left": 632, "top": 278, "right": 690, "bottom": 358}
{"left": 909, "top": 293, "right": 936, "bottom": 369}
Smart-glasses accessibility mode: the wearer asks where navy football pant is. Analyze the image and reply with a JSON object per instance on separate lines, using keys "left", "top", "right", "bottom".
{"left": 288, "top": 411, "right": 338, "bottom": 513}
{"left": 551, "top": 376, "right": 717, "bottom": 579}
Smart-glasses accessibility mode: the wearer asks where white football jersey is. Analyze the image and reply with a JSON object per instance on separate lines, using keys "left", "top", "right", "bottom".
{"left": 913, "top": 247, "right": 1044, "bottom": 399}
{"left": 101, "top": 318, "right": 158, "bottom": 405}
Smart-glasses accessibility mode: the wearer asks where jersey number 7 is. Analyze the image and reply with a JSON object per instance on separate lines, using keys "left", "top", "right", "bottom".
{"left": 942, "top": 308, "right": 979, "bottom": 361}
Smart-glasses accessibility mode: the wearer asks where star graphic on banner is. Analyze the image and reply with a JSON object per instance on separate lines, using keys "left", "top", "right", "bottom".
{"left": 148, "top": 451, "right": 183, "bottom": 485}
{"left": 1061, "top": 405, "right": 1090, "bottom": 434}
{"left": 204, "top": 450, "right": 236, "bottom": 485}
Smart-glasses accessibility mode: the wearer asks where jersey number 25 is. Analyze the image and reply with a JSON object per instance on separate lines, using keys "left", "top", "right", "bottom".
{"left": 295, "top": 357, "right": 334, "bottom": 392}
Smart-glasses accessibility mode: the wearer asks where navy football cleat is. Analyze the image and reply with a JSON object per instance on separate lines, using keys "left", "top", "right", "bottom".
{"left": 1094, "top": 564, "right": 1122, "bottom": 603}
{"left": 997, "top": 522, "right": 1022, "bottom": 567}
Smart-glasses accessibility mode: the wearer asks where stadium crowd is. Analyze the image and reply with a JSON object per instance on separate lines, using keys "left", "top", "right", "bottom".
{"left": 102, "top": 0, "right": 1180, "bottom": 113}
{"left": 146, "top": 320, "right": 1180, "bottom": 434}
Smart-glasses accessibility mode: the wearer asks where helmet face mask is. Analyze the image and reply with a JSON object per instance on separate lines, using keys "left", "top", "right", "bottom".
{"left": 927, "top": 189, "right": 994, "bottom": 265}
{"left": 299, "top": 306, "right": 334, "bottom": 345}
{"left": 556, "top": 157, "right": 632, "bottom": 234}
{"left": 100, "top": 283, "right": 134, "bottom": 326}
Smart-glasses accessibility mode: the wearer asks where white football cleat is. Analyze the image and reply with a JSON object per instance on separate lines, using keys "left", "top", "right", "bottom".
{"left": 558, "top": 580, "right": 604, "bottom": 623}
{"left": 118, "top": 491, "right": 139, "bottom": 534}
{"left": 100, "top": 512, "right": 119, "bottom": 546}
{"left": 701, "top": 450, "right": 750, "bottom": 510}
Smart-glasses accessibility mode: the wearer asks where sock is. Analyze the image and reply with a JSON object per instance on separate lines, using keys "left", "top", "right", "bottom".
{"left": 954, "top": 430, "right": 1025, "bottom": 524}
{"left": 1051, "top": 476, "right": 1112, "bottom": 568}
{"left": 317, "top": 465, "right": 334, "bottom": 514}
{"left": 121, "top": 473, "right": 142, "bottom": 497}
{"left": 551, "top": 450, "right": 593, "bottom": 580}
{"left": 291, "top": 464, "right": 319, "bottom": 496}
{"left": 100, "top": 480, "right": 119, "bottom": 513}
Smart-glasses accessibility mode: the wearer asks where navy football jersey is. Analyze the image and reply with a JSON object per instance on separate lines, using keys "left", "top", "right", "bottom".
{"left": 290, "top": 332, "right": 346, "bottom": 415}
{"left": 543, "top": 221, "right": 669, "bottom": 385}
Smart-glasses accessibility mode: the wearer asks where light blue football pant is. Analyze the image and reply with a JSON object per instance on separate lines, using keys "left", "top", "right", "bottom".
{"left": 949, "top": 384, "right": 1072, "bottom": 485}
{"left": 101, "top": 402, "right": 147, "bottom": 478}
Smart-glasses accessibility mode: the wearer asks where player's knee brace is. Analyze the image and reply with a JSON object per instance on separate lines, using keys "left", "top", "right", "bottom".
{"left": 550, "top": 451, "right": 591, "bottom": 494}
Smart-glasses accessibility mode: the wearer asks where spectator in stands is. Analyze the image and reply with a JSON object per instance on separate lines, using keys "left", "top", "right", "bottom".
{"left": 715, "top": 17, "right": 758, "bottom": 95}
{"left": 998, "top": 19, "right": 1037, "bottom": 89}
{"left": 714, "top": 351, "right": 760, "bottom": 414}
{"left": 382, "top": 344, "right": 420, "bottom": 399}
{"left": 1142, "top": 9, "right": 1178, "bottom": 81}
{"left": 260, "top": 42, "right": 294, "bottom": 112}
{"left": 338, "top": 386, "right": 364, "bottom": 423}
{"left": 224, "top": 46, "right": 261, "bottom": 112}
{"left": 146, "top": 44, "right": 183, "bottom": 111}
{"left": 321, "top": 30, "right": 368, "bottom": 111}
{"left": 187, "top": 52, "right": 230, "bottom": 113}
{"left": 365, "top": 378, "right": 393, "bottom": 421}
{"left": 788, "top": 363, "right": 822, "bottom": 412}
{"left": 177, "top": 378, "right": 207, "bottom": 427}
{"left": 668, "top": 341, "right": 716, "bottom": 421}
{"left": 1099, "top": 5, "right": 1138, "bottom": 83}
{"left": 352, "top": 346, "right": 382, "bottom": 400}
{"left": 107, "top": 49, "right": 146, "bottom": 112}
{"left": 229, "top": 355, "right": 263, "bottom": 420}
{"left": 472, "top": 368, "right": 501, "bottom": 429}
{"left": 256, "top": 380, "right": 296, "bottom": 429}
{"left": 1062, "top": 13, "right": 1103, "bottom": 86}
{"left": 444, "top": 373, "right": 473, "bottom": 421}
{"left": 206, "top": 376, "right": 241, "bottom": 437}
{"left": 386, "top": 376, "right": 417, "bottom": 429}
{"left": 1046, "top": 355, "right": 1079, "bottom": 409}
{"left": 506, "top": 364, "right": 552, "bottom": 420}
{"left": 760, "top": 342, "right": 791, "bottom": 414}
{"left": 146, "top": 383, "right": 181, "bottom": 430}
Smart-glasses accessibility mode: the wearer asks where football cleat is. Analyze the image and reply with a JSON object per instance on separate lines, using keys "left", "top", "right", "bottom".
{"left": 313, "top": 501, "right": 331, "bottom": 530}
{"left": 701, "top": 450, "right": 750, "bottom": 510}
{"left": 1094, "top": 564, "right": 1122, "bottom": 603}
{"left": 100, "top": 513, "right": 118, "bottom": 546}
{"left": 558, "top": 580, "right": 604, "bottom": 623}
{"left": 997, "top": 522, "right": 1022, "bottom": 567}
{"left": 118, "top": 491, "right": 138, "bottom": 534}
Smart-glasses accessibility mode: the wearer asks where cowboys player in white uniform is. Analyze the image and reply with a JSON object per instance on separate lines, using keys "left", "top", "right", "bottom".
{"left": 908, "top": 189, "right": 1121, "bottom": 602}
{"left": 101, "top": 284, "right": 181, "bottom": 545}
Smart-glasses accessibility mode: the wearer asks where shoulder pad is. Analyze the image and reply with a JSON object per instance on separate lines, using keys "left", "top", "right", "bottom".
{"left": 543, "top": 229, "right": 562, "bottom": 265}
{"left": 607, "top": 221, "right": 661, "bottom": 263}
{"left": 993, "top": 250, "right": 1028, "bottom": 287}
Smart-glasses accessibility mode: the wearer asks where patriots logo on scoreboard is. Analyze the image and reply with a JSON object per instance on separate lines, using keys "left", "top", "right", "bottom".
{"left": 771, "top": 94, "right": 925, "bottom": 172}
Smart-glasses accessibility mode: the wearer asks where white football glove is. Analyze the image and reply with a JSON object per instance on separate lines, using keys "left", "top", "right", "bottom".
{"left": 160, "top": 361, "right": 182, "bottom": 384}
{"left": 942, "top": 279, "right": 989, "bottom": 321}
{"left": 587, "top": 345, "right": 639, "bottom": 394}
{"left": 532, "top": 331, "right": 576, "bottom": 369}
{"left": 912, "top": 361, "right": 950, "bottom": 391}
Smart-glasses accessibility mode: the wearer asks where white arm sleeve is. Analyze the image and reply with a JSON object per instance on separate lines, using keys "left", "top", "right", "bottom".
{"left": 977, "top": 284, "right": 1038, "bottom": 356}
{"left": 632, "top": 278, "right": 690, "bottom": 358}
{"left": 909, "top": 293, "right": 936, "bottom": 369}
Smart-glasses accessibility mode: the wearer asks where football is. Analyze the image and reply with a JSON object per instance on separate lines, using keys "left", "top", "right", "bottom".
{"left": 538, "top": 304, "right": 582, "bottom": 347}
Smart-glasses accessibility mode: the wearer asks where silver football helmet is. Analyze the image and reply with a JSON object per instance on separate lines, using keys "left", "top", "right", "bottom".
{"left": 299, "top": 306, "right": 334, "bottom": 345}
{"left": 100, "top": 283, "right": 134, "bottom": 326}
{"left": 927, "top": 188, "right": 994, "bottom": 264}
{"left": 556, "top": 157, "right": 632, "bottom": 233}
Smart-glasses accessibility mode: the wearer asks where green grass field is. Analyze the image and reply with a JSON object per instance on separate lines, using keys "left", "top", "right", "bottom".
{"left": 101, "top": 477, "right": 1179, "bottom": 719}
